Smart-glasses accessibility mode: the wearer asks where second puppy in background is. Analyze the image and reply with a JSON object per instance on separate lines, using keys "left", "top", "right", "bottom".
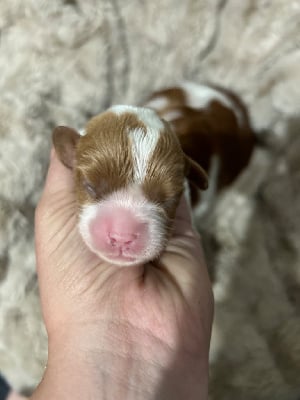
{"left": 144, "top": 82, "right": 255, "bottom": 212}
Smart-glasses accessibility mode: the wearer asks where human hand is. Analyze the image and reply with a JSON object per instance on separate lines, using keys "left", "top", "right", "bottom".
{"left": 0, "top": 373, "right": 27, "bottom": 400}
{"left": 32, "top": 149, "right": 213, "bottom": 400}
{"left": 8, "top": 392, "right": 27, "bottom": 400}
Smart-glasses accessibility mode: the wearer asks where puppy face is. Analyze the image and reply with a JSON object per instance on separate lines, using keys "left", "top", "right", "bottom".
{"left": 53, "top": 106, "right": 207, "bottom": 267}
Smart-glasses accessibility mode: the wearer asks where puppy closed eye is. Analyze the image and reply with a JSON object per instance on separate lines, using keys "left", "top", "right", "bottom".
{"left": 82, "top": 178, "right": 111, "bottom": 199}
{"left": 153, "top": 194, "right": 180, "bottom": 218}
{"left": 159, "top": 195, "right": 172, "bottom": 206}
{"left": 163, "top": 195, "right": 180, "bottom": 211}
{"left": 83, "top": 180, "right": 97, "bottom": 198}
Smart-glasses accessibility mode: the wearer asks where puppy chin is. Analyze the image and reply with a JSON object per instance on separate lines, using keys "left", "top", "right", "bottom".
{"left": 81, "top": 238, "right": 163, "bottom": 267}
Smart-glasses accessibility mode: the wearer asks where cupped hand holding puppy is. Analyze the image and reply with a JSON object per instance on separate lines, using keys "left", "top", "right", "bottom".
{"left": 31, "top": 149, "right": 213, "bottom": 400}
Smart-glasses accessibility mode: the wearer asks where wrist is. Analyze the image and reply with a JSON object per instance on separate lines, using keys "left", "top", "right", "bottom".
{"left": 30, "top": 324, "right": 160, "bottom": 400}
{"left": 30, "top": 321, "right": 208, "bottom": 400}
{"left": 31, "top": 338, "right": 159, "bottom": 400}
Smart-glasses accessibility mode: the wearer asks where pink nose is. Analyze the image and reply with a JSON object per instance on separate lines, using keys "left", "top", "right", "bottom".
{"left": 89, "top": 208, "right": 148, "bottom": 256}
{"left": 109, "top": 232, "right": 138, "bottom": 247}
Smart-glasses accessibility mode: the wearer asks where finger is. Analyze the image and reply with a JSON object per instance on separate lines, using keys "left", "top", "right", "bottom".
{"left": 42, "top": 147, "right": 74, "bottom": 197}
{"left": 172, "top": 195, "right": 196, "bottom": 237}
{"left": 158, "top": 194, "right": 209, "bottom": 284}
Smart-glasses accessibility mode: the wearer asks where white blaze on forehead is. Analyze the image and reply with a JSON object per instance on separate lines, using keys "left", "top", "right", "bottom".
{"left": 128, "top": 127, "right": 160, "bottom": 182}
{"left": 110, "top": 105, "right": 139, "bottom": 115}
{"left": 180, "top": 81, "right": 244, "bottom": 126}
{"left": 130, "top": 108, "right": 164, "bottom": 182}
{"left": 109, "top": 105, "right": 164, "bottom": 131}
{"left": 111, "top": 105, "right": 164, "bottom": 183}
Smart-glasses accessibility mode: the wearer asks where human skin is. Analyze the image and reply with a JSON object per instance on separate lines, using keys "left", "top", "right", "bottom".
{"left": 8, "top": 392, "right": 27, "bottom": 400}
{"left": 31, "top": 149, "right": 214, "bottom": 400}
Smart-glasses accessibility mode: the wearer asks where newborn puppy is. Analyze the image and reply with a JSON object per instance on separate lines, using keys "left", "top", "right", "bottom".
{"left": 53, "top": 106, "right": 208, "bottom": 267}
{"left": 144, "top": 82, "right": 255, "bottom": 206}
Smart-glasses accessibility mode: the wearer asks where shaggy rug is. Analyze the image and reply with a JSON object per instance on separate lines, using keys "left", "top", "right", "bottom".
{"left": 0, "top": 0, "right": 300, "bottom": 398}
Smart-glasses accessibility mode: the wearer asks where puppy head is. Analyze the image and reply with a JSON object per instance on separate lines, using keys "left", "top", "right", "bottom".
{"left": 53, "top": 106, "right": 208, "bottom": 267}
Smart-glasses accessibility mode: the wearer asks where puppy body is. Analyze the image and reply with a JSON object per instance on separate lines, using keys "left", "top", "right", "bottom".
{"left": 53, "top": 83, "right": 254, "bottom": 266}
{"left": 53, "top": 105, "right": 207, "bottom": 267}
{"left": 144, "top": 82, "right": 255, "bottom": 209}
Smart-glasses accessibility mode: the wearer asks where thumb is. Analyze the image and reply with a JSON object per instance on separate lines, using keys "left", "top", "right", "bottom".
{"left": 42, "top": 148, "right": 74, "bottom": 197}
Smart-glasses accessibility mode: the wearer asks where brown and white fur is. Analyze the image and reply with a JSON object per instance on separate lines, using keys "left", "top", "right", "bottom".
{"left": 144, "top": 82, "right": 255, "bottom": 215}
{"left": 53, "top": 82, "right": 255, "bottom": 267}
{"left": 53, "top": 105, "right": 208, "bottom": 267}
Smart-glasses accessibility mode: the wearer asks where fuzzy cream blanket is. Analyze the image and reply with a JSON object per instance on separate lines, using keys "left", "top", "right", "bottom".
{"left": 1, "top": 0, "right": 300, "bottom": 398}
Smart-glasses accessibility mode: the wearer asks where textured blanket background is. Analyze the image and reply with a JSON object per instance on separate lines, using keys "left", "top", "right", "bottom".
{"left": 0, "top": 0, "right": 300, "bottom": 398}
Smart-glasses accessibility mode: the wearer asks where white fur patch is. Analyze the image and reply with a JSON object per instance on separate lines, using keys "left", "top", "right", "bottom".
{"left": 161, "top": 109, "right": 183, "bottom": 122}
{"left": 128, "top": 126, "right": 160, "bottom": 182}
{"left": 181, "top": 81, "right": 232, "bottom": 109}
{"left": 136, "top": 107, "right": 165, "bottom": 132}
{"left": 110, "top": 104, "right": 139, "bottom": 115}
{"left": 110, "top": 104, "right": 165, "bottom": 130}
{"left": 181, "top": 82, "right": 244, "bottom": 126}
{"left": 110, "top": 105, "right": 164, "bottom": 182}
{"left": 144, "top": 96, "right": 169, "bottom": 110}
{"left": 79, "top": 185, "right": 167, "bottom": 266}
{"left": 129, "top": 108, "right": 164, "bottom": 183}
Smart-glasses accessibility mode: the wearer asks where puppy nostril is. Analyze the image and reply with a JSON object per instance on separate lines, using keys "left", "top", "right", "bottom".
{"left": 109, "top": 232, "right": 138, "bottom": 246}
{"left": 110, "top": 237, "right": 117, "bottom": 246}
{"left": 124, "top": 234, "right": 137, "bottom": 245}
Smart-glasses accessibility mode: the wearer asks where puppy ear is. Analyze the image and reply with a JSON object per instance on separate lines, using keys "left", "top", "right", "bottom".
{"left": 52, "top": 126, "right": 80, "bottom": 169}
{"left": 185, "top": 155, "right": 209, "bottom": 190}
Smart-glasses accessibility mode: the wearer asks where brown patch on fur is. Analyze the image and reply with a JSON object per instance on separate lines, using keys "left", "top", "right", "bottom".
{"left": 146, "top": 87, "right": 186, "bottom": 114}
{"left": 146, "top": 86, "right": 255, "bottom": 193}
{"left": 167, "top": 102, "right": 242, "bottom": 187}
{"left": 142, "top": 121, "right": 186, "bottom": 222}
{"left": 173, "top": 100, "right": 254, "bottom": 189}
{"left": 53, "top": 108, "right": 188, "bottom": 226}
{"left": 75, "top": 111, "right": 146, "bottom": 206}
